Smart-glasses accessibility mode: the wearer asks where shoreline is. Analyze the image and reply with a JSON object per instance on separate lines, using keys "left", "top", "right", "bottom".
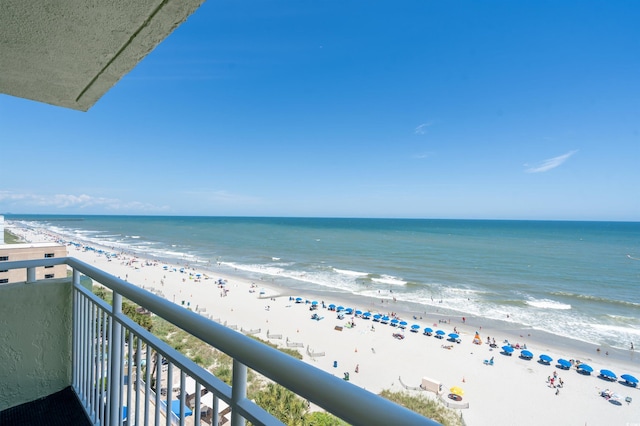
{"left": 7, "top": 224, "right": 640, "bottom": 426}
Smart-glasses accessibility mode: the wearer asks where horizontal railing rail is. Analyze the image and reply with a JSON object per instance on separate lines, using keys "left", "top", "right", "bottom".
{"left": 2, "top": 257, "right": 440, "bottom": 426}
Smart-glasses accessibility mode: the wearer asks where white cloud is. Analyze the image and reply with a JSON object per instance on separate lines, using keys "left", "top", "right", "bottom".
{"left": 525, "top": 150, "right": 578, "bottom": 173}
{"left": 414, "top": 121, "right": 434, "bottom": 135}
{"left": 0, "top": 191, "right": 168, "bottom": 212}
{"left": 412, "top": 152, "right": 433, "bottom": 159}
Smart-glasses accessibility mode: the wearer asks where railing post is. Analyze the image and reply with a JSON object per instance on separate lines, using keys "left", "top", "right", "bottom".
{"left": 110, "top": 293, "right": 123, "bottom": 426}
{"left": 72, "top": 284, "right": 78, "bottom": 392}
{"left": 26, "top": 266, "right": 36, "bottom": 283}
{"left": 231, "top": 359, "right": 247, "bottom": 426}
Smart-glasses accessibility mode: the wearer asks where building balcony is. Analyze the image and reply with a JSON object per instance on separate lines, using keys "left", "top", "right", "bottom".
{"left": 0, "top": 257, "right": 438, "bottom": 426}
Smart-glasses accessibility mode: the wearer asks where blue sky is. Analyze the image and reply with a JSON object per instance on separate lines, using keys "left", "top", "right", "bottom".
{"left": 2, "top": 1, "right": 639, "bottom": 220}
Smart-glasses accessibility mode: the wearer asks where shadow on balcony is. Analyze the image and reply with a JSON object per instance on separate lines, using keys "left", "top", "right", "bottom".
{"left": 0, "top": 386, "right": 91, "bottom": 426}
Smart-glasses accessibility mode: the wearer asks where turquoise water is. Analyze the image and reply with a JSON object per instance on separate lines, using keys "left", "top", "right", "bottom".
{"left": 8, "top": 215, "right": 640, "bottom": 349}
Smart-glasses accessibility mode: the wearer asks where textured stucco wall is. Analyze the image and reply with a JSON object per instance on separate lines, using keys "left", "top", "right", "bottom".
{"left": 0, "top": 279, "right": 73, "bottom": 410}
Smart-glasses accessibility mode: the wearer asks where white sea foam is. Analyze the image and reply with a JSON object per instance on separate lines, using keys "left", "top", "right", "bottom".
{"left": 272, "top": 257, "right": 281, "bottom": 261}
{"left": 333, "top": 268, "right": 368, "bottom": 277}
{"left": 525, "top": 298, "right": 571, "bottom": 310}
{"left": 372, "top": 275, "right": 407, "bottom": 286}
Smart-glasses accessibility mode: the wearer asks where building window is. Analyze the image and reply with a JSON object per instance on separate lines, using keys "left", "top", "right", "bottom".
{"left": 44, "top": 274, "right": 55, "bottom": 279}
{"left": 44, "top": 253, "right": 55, "bottom": 258}
{"left": 0, "top": 278, "right": 8, "bottom": 284}
{"left": 0, "top": 269, "right": 7, "bottom": 273}
{"left": 0, "top": 256, "right": 8, "bottom": 261}
{"left": 45, "top": 265, "right": 54, "bottom": 269}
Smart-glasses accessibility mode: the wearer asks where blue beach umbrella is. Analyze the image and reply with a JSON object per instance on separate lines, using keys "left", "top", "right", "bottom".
{"left": 381, "top": 316, "right": 390, "bottom": 323}
{"left": 355, "top": 310, "right": 363, "bottom": 316}
{"left": 336, "top": 306, "right": 344, "bottom": 312}
{"left": 295, "top": 297, "right": 303, "bottom": 303}
{"left": 539, "top": 354, "right": 553, "bottom": 364}
{"left": 435, "top": 330, "right": 446, "bottom": 338}
{"left": 578, "top": 364, "right": 593, "bottom": 374}
{"left": 390, "top": 318, "right": 400, "bottom": 326}
{"left": 363, "top": 312, "right": 372, "bottom": 318}
{"left": 423, "top": 327, "right": 433, "bottom": 334}
{"left": 373, "top": 314, "right": 381, "bottom": 321}
{"left": 600, "top": 369, "right": 617, "bottom": 380}
{"left": 557, "top": 359, "right": 572, "bottom": 369}
{"left": 621, "top": 374, "right": 638, "bottom": 385}
{"left": 520, "top": 350, "right": 533, "bottom": 359}
{"left": 448, "top": 333, "right": 459, "bottom": 340}
{"left": 311, "top": 301, "right": 318, "bottom": 305}
{"left": 411, "top": 324, "right": 420, "bottom": 330}
{"left": 345, "top": 308, "right": 354, "bottom": 314}
{"left": 399, "top": 321, "right": 408, "bottom": 328}
{"left": 502, "top": 345, "right": 514, "bottom": 354}
{"left": 328, "top": 304, "right": 336, "bottom": 310}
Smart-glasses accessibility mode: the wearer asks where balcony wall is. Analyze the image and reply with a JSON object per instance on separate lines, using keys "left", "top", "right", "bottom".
{"left": 0, "top": 278, "right": 76, "bottom": 410}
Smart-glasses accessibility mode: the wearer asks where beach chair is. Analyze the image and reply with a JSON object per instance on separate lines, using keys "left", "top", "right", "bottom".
{"left": 483, "top": 358, "right": 494, "bottom": 366}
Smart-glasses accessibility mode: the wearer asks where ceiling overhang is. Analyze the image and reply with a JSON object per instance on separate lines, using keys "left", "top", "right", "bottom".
{"left": 0, "top": 0, "right": 206, "bottom": 111}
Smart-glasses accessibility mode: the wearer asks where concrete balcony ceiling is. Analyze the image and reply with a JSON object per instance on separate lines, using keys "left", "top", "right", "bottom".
{"left": 0, "top": 0, "right": 205, "bottom": 111}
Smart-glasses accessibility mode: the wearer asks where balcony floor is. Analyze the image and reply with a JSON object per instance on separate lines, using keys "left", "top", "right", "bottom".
{"left": 0, "top": 386, "right": 92, "bottom": 426}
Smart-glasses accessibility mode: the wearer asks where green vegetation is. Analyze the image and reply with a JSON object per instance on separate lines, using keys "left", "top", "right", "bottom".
{"left": 379, "top": 390, "right": 463, "bottom": 426}
{"left": 3, "top": 229, "right": 22, "bottom": 244}
{"left": 252, "top": 383, "right": 308, "bottom": 425}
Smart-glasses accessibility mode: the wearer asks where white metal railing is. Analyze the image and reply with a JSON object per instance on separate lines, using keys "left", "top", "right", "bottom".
{"left": 3, "top": 257, "right": 440, "bottom": 426}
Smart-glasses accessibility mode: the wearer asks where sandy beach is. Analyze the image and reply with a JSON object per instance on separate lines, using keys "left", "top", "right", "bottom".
{"left": 10, "top": 225, "right": 640, "bottom": 426}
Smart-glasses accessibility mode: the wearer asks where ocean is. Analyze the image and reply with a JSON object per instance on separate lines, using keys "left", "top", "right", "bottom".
{"left": 7, "top": 215, "right": 640, "bottom": 350}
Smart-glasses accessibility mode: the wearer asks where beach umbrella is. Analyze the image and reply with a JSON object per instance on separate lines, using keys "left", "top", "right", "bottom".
{"left": 557, "top": 359, "right": 572, "bottom": 369}
{"left": 336, "top": 306, "right": 344, "bottom": 312}
{"left": 328, "top": 304, "right": 336, "bottom": 310}
{"left": 311, "top": 301, "right": 318, "bottom": 305}
{"left": 345, "top": 308, "right": 354, "bottom": 314}
{"left": 411, "top": 324, "right": 420, "bottom": 330}
{"left": 600, "top": 369, "right": 617, "bottom": 380}
{"left": 539, "top": 354, "right": 553, "bottom": 363}
{"left": 363, "top": 312, "right": 372, "bottom": 318}
{"left": 295, "top": 297, "right": 303, "bottom": 303}
{"left": 424, "top": 327, "right": 433, "bottom": 334}
{"left": 449, "top": 386, "right": 464, "bottom": 396}
{"left": 578, "top": 364, "right": 593, "bottom": 373}
{"left": 381, "top": 316, "right": 390, "bottom": 323}
{"left": 448, "top": 333, "right": 459, "bottom": 339}
{"left": 621, "top": 374, "right": 638, "bottom": 384}
{"left": 520, "top": 350, "right": 533, "bottom": 359}
{"left": 399, "top": 321, "right": 408, "bottom": 328}
{"left": 390, "top": 318, "right": 400, "bottom": 326}
{"left": 355, "top": 310, "right": 363, "bottom": 316}
{"left": 373, "top": 314, "right": 381, "bottom": 321}
{"left": 502, "top": 345, "right": 514, "bottom": 353}
{"left": 435, "top": 330, "right": 446, "bottom": 337}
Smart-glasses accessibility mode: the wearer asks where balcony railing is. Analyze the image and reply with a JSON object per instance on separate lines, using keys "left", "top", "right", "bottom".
{"left": 2, "top": 257, "right": 439, "bottom": 426}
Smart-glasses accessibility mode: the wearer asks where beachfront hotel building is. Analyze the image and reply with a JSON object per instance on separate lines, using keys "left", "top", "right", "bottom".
{"left": 0, "top": 3, "right": 437, "bottom": 426}
{"left": 0, "top": 215, "right": 67, "bottom": 284}
{"left": 0, "top": 215, "right": 65, "bottom": 284}
{"left": 0, "top": 242, "right": 68, "bottom": 284}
